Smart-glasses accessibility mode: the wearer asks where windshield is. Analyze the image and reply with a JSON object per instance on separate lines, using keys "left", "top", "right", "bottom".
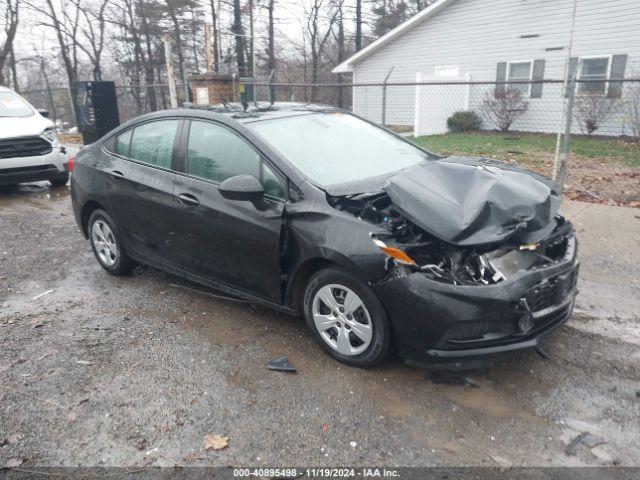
{"left": 0, "top": 91, "right": 34, "bottom": 118}
{"left": 248, "top": 112, "right": 432, "bottom": 187}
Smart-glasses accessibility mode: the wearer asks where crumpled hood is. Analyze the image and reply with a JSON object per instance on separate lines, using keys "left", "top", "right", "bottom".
{"left": 384, "top": 157, "right": 561, "bottom": 246}
{"left": 0, "top": 114, "right": 52, "bottom": 140}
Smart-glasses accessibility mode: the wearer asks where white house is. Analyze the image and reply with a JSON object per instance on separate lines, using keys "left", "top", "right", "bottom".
{"left": 333, "top": 0, "right": 640, "bottom": 137}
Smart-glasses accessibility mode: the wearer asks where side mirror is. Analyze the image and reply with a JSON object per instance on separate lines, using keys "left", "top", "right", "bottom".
{"left": 219, "top": 174, "right": 264, "bottom": 202}
{"left": 37, "top": 109, "right": 50, "bottom": 118}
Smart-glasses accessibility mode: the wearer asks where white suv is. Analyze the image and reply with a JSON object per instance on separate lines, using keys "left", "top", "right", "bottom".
{"left": 0, "top": 86, "right": 69, "bottom": 187}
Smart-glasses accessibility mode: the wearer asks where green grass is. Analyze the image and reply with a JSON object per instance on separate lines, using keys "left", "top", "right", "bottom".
{"left": 408, "top": 131, "right": 640, "bottom": 167}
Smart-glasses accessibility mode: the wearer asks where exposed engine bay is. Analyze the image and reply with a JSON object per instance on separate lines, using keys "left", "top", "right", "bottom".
{"left": 329, "top": 191, "right": 574, "bottom": 286}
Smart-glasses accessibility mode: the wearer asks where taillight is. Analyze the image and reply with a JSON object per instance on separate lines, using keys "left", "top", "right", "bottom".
{"left": 67, "top": 155, "right": 76, "bottom": 172}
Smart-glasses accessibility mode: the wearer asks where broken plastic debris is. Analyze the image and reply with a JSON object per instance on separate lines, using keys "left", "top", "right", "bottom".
{"left": 566, "top": 432, "right": 607, "bottom": 455}
{"left": 427, "top": 370, "right": 478, "bottom": 388}
{"left": 267, "top": 356, "right": 297, "bottom": 373}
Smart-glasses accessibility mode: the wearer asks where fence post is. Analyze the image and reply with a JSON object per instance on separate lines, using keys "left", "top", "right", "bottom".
{"left": 557, "top": 73, "right": 576, "bottom": 195}
{"left": 267, "top": 70, "right": 275, "bottom": 105}
{"left": 381, "top": 66, "right": 395, "bottom": 126}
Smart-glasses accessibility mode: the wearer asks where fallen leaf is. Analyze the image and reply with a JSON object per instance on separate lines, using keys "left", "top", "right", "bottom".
{"left": 133, "top": 457, "right": 156, "bottom": 468}
{"left": 8, "top": 433, "right": 23, "bottom": 444}
{"left": 5, "top": 458, "right": 24, "bottom": 469}
{"left": 204, "top": 433, "right": 228, "bottom": 450}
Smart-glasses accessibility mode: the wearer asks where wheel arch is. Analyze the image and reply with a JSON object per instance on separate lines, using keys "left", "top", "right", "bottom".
{"left": 285, "top": 249, "right": 376, "bottom": 314}
{"left": 80, "top": 200, "right": 106, "bottom": 238}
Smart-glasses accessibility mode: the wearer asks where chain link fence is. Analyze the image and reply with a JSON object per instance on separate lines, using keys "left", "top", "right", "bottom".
{"left": 20, "top": 75, "right": 640, "bottom": 207}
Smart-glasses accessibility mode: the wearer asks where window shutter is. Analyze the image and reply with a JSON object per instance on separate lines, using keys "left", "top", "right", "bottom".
{"left": 608, "top": 54, "right": 627, "bottom": 98}
{"left": 530, "top": 59, "right": 546, "bottom": 98}
{"left": 565, "top": 57, "right": 579, "bottom": 98}
{"left": 495, "top": 62, "right": 507, "bottom": 97}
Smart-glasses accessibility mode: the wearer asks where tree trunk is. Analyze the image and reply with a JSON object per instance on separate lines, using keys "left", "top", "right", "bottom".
{"left": 191, "top": 10, "right": 200, "bottom": 72}
{"left": 232, "top": 0, "right": 246, "bottom": 76}
{"left": 9, "top": 43, "right": 19, "bottom": 91}
{"left": 247, "top": 0, "right": 254, "bottom": 77}
{"left": 336, "top": 3, "right": 345, "bottom": 107}
{"left": 139, "top": 2, "right": 158, "bottom": 111}
{"left": 208, "top": 0, "right": 219, "bottom": 72}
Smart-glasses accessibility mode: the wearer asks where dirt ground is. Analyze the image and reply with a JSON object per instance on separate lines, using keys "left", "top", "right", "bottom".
{"left": 0, "top": 182, "right": 639, "bottom": 469}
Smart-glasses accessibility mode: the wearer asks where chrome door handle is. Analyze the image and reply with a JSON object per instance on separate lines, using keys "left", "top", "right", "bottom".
{"left": 178, "top": 193, "right": 200, "bottom": 206}
{"left": 110, "top": 170, "right": 125, "bottom": 179}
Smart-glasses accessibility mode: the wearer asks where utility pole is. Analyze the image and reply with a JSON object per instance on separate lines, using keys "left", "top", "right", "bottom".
{"left": 162, "top": 32, "right": 178, "bottom": 108}
{"left": 355, "top": 0, "right": 362, "bottom": 51}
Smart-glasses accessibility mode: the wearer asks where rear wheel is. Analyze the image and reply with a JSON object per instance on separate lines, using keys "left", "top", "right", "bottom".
{"left": 303, "top": 267, "right": 392, "bottom": 368}
{"left": 50, "top": 173, "right": 69, "bottom": 187}
{"left": 88, "top": 209, "right": 135, "bottom": 275}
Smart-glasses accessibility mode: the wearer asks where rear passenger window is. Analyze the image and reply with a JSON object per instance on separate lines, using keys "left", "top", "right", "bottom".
{"left": 114, "top": 129, "right": 132, "bottom": 156}
{"left": 129, "top": 120, "right": 180, "bottom": 168}
{"left": 186, "top": 120, "right": 260, "bottom": 182}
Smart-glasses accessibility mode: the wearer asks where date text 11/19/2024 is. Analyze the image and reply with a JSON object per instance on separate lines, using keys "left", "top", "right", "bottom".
{"left": 233, "top": 468, "right": 400, "bottom": 477}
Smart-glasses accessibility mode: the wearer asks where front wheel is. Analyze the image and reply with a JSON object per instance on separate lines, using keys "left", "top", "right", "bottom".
{"left": 303, "top": 267, "right": 392, "bottom": 368}
{"left": 88, "top": 209, "right": 135, "bottom": 275}
{"left": 50, "top": 173, "right": 69, "bottom": 187}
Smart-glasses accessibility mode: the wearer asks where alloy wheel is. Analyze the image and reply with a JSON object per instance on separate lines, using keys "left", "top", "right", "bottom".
{"left": 312, "top": 284, "right": 373, "bottom": 356}
{"left": 91, "top": 219, "right": 119, "bottom": 267}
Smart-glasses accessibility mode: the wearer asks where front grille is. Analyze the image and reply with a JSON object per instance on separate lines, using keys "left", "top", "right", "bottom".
{"left": 525, "top": 277, "right": 563, "bottom": 312}
{"left": 0, "top": 136, "right": 52, "bottom": 159}
{"left": 0, "top": 164, "right": 56, "bottom": 174}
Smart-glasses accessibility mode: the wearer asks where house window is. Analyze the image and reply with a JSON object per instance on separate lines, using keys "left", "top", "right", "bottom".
{"left": 578, "top": 57, "right": 610, "bottom": 94}
{"left": 507, "top": 61, "right": 533, "bottom": 96}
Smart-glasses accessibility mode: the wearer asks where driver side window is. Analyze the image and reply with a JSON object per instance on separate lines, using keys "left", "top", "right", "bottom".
{"left": 185, "top": 120, "right": 286, "bottom": 199}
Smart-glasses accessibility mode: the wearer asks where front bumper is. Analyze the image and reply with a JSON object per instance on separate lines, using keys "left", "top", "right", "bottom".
{"left": 0, "top": 147, "right": 68, "bottom": 185}
{"left": 373, "top": 239, "right": 579, "bottom": 366}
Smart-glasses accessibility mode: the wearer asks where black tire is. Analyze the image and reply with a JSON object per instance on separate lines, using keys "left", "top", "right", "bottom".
{"left": 88, "top": 209, "right": 135, "bottom": 276}
{"left": 50, "top": 173, "right": 69, "bottom": 187}
{"left": 303, "top": 266, "right": 392, "bottom": 368}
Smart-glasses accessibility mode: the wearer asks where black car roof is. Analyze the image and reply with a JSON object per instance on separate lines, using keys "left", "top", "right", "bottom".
{"left": 171, "top": 101, "right": 340, "bottom": 123}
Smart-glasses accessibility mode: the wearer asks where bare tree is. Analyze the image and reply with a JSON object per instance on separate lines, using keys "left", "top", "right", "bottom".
{"left": 306, "top": 0, "right": 338, "bottom": 101}
{"left": 266, "top": 0, "right": 275, "bottom": 76}
{"left": 574, "top": 92, "right": 620, "bottom": 135}
{"left": 333, "top": 0, "right": 345, "bottom": 107}
{"left": 0, "top": 0, "right": 20, "bottom": 87}
{"left": 26, "top": 0, "right": 83, "bottom": 84}
{"left": 73, "top": 0, "right": 109, "bottom": 80}
{"left": 208, "top": 0, "right": 220, "bottom": 72}
{"left": 480, "top": 88, "right": 529, "bottom": 132}
{"left": 232, "top": 0, "right": 247, "bottom": 76}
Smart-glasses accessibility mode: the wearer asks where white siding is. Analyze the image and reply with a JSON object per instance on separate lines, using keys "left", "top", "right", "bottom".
{"left": 351, "top": 0, "right": 640, "bottom": 135}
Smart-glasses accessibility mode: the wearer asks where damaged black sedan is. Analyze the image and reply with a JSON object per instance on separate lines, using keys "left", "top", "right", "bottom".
{"left": 70, "top": 104, "right": 578, "bottom": 368}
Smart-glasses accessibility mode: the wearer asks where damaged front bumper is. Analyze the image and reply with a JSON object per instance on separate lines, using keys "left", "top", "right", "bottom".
{"left": 373, "top": 237, "right": 579, "bottom": 366}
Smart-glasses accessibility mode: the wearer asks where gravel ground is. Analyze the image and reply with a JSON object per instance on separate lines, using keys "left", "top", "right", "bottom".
{"left": 0, "top": 182, "right": 639, "bottom": 469}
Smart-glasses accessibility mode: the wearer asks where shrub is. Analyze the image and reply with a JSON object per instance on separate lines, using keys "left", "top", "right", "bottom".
{"left": 480, "top": 88, "right": 529, "bottom": 132}
{"left": 574, "top": 92, "right": 621, "bottom": 135}
{"left": 447, "top": 111, "right": 482, "bottom": 132}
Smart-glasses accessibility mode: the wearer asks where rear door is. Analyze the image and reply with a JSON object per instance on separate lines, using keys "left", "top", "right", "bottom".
{"left": 172, "top": 119, "right": 287, "bottom": 303}
{"left": 102, "top": 119, "right": 181, "bottom": 264}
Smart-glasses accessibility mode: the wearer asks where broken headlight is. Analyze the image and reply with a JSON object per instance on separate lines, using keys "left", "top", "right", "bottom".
{"left": 40, "top": 128, "right": 58, "bottom": 144}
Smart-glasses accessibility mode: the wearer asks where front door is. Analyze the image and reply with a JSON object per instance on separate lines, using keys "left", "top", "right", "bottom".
{"left": 173, "top": 119, "right": 287, "bottom": 303}
{"left": 103, "top": 119, "right": 181, "bottom": 263}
